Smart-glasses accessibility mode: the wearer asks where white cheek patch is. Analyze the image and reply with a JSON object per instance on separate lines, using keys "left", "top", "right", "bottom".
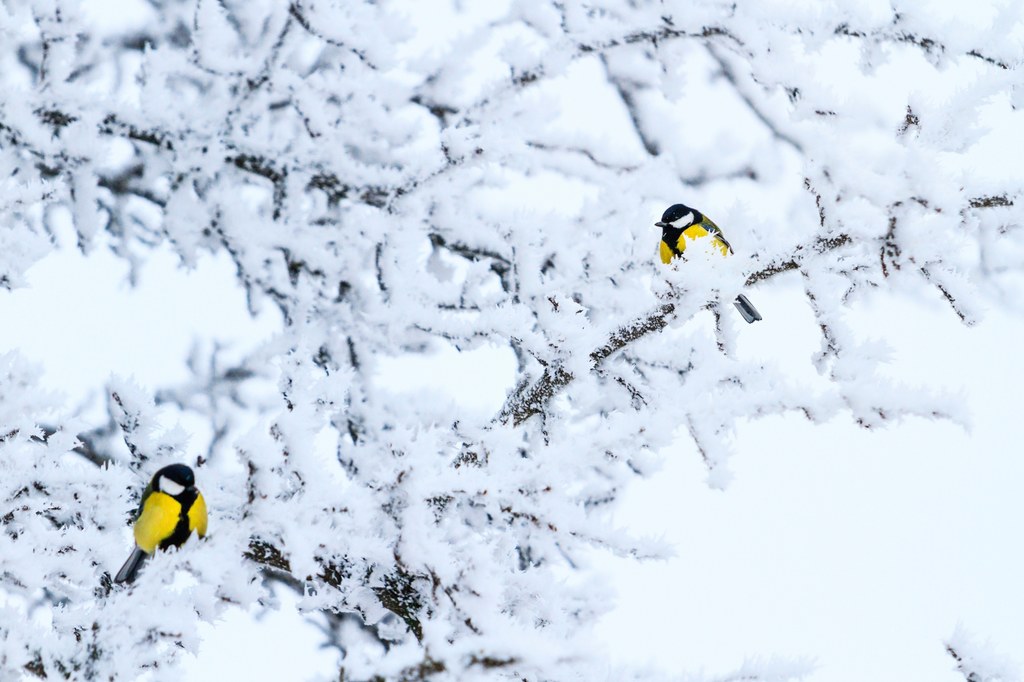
{"left": 670, "top": 212, "right": 693, "bottom": 228}
{"left": 159, "top": 477, "right": 185, "bottom": 496}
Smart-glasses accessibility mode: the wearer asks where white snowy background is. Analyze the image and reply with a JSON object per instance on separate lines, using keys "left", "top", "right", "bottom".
{"left": 0, "top": 0, "right": 1022, "bottom": 679}
{"left": 5, "top": 229, "right": 1022, "bottom": 681}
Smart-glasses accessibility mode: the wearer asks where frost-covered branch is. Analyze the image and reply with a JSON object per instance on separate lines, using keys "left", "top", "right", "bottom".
{"left": 945, "top": 624, "right": 1020, "bottom": 682}
{"left": 0, "top": 0, "right": 1021, "bottom": 679}
{"left": 833, "top": 20, "right": 1012, "bottom": 69}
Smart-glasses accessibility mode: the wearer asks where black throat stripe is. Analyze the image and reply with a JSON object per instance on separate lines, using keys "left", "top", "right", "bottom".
{"left": 157, "top": 488, "right": 199, "bottom": 550}
{"left": 661, "top": 225, "right": 685, "bottom": 256}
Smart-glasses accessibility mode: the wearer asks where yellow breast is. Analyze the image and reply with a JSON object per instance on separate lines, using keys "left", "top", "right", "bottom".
{"left": 659, "top": 240, "right": 674, "bottom": 264}
{"left": 660, "top": 226, "right": 730, "bottom": 262}
{"left": 133, "top": 491, "right": 208, "bottom": 553}
{"left": 133, "top": 492, "right": 183, "bottom": 554}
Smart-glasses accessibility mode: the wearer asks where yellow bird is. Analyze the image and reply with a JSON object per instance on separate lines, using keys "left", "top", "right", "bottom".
{"left": 114, "top": 463, "right": 207, "bottom": 583}
{"left": 656, "top": 202, "right": 762, "bottom": 323}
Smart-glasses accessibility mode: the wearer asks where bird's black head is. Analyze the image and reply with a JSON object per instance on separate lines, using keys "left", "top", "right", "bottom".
{"left": 655, "top": 203, "right": 699, "bottom": 230}
{"left": 152, "top": 463, "right": 196, "bottom": 497}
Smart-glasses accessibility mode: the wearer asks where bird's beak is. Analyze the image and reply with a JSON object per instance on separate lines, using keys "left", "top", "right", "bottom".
{"left": 655, "top": 221, "right": 668, "bottom": 228}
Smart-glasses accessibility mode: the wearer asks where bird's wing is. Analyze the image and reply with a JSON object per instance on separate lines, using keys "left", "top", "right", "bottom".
{"left": 133, "top": 482, "right": 154, "bottom": 520}
{"left": 699, "top": 217, "right": 733, "bottom": 255}
{"left": 133, "top": 492, "right": 181, "bottom": 553}
{"left": 189, "top": 491, "right": 208, "bottom": 537}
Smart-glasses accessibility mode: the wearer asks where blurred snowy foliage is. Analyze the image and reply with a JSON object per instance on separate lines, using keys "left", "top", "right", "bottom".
{"left": 0, "top": 0, "right": 1021, "bottom": 679}
{"left": 946, "top": 624, "right": 1021, "bottom": 682}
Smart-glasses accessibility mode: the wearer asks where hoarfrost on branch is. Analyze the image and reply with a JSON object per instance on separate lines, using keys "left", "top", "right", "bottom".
{"left": 0, "top": 0, "right": 1020, "bottom": 679}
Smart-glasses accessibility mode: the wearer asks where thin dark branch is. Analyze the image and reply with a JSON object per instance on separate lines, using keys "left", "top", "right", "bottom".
{"left": 229, "top": 153, "right": 284, "bottom": 185}
{"left": 100, "top": 114, "right": 175, "bottom": 151}
{"left": 590, "top": 303, "right": 677, "bottom": 365}
{"left": 577, "top": 22, "right": 744, "bottom": 54}
{"left": 600, "top": 55, "right": 659, "bottom": 157}
{"left": 499, "top": 365, "right": 573, "bottom": 427}
{"left": 499, "top": 231, "right": 854, "bottom": 427}
{"left": 945, "top": 643, "right": 984, "bottom": 682}
{"left": 745, "top": 233, "right": 851, "bottom": 286}
{"left": 707, "top": 45, "right": 804, "bottom": 153}
{"left": 524, "top": 141, "right": 639, "bottom": 172}
{"left": 920, "top": 266, "right": 972, "bottom": 325}
{"left": 288, "top": 1, "right": 374, "bottom": 66}
{"left": 835, "top": 22, "right": 1010, "bottom": 70}
{"left": 968, "top": 195, "right": 1014, "bottom": 209}
{"left": 97, "top": 164, "right": 167, "bottom": 207}
{"left": 429, "top": 233, "right": 512, "bottom": 291}
{"left": 27, "top": 107, "right": 400, "bottom": 215}
{"left": 109, "top": 391, "right": 145, "bottom": 467}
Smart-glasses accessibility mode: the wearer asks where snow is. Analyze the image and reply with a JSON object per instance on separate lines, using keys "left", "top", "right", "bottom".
{"left": 597, "top": 281, "right": 1024, "bottom": 681}
{"left": 0, "top": 0, "right": 1022, "bottom": 679}
{"left": 0, "top": 221, "right": 279, "bottom": 404}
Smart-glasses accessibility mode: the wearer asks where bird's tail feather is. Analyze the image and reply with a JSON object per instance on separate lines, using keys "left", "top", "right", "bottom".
{"left": 114, "top": 547, "right": 147, "bottom": 584}
{"left": 733, "top": 294, "right": 762, "bottom": 324}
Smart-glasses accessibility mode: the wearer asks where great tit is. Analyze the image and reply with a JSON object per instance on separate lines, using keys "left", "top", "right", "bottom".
{"left": 114, "top": 463, "right": 208, "bottom": 584}
{"left": 656, "top": 203, "right": 762, "bottom": 324}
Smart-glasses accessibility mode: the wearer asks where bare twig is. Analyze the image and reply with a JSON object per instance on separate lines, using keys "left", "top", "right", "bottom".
{"left": 601, "top": 55, "right": 659, "bottom": 157}
{"left": 835, "top": 22, "right": 1010, "bottom": 70}
{"left": 707, "top": 45, "right": 804, "bottom": 153}
{"left": 945, "top": 643, "right": 983, "bottom": 682}
{"left": 499, "top": 228, "right": 856, "bottom": 426}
